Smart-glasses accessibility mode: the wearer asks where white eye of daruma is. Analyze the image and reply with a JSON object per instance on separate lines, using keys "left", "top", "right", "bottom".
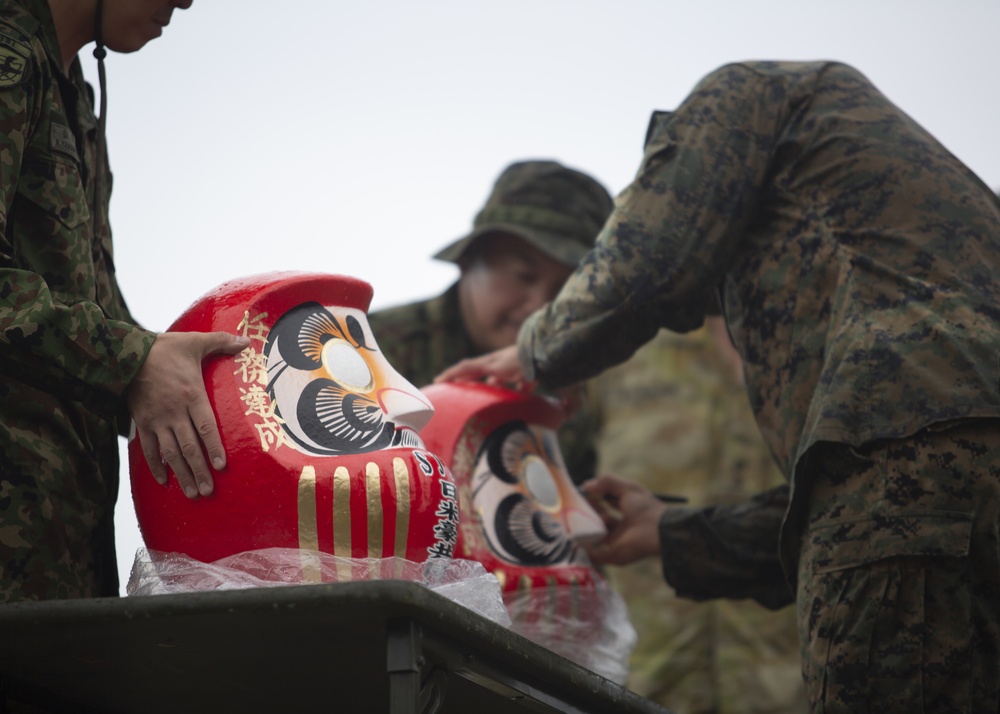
{"left": 321, "top": 338, "right": 373, "bottom": 390}
{"left": 523, "top": 455, "right": 560, "bottom": 509}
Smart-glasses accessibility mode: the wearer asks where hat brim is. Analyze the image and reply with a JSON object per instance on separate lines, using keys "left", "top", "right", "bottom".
{"left": 433, "top": 224, "right": 591, "bottom": 267}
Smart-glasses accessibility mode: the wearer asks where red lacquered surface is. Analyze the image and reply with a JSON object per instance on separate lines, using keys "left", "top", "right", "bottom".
{"left": 129, "top": 272, "right": 457, "bottom": 569}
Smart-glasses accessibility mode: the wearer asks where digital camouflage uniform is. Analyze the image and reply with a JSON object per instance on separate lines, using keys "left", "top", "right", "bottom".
{"left": 518, "top": 61, "right": 1000, "bottom": 711}
{"left": 0, "top": 0, "right": 156, "bottom": 602}
{"left": 369, "top": 160, "right": 613, "bottom": 484}
{"left": 591, "top": 324, "right": 806, "bottom": 713}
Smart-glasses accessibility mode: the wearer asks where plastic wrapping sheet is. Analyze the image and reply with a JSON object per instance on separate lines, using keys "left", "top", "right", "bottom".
{"left": 127, "top": 548, "right": 634, "bottom": 683}
{"left": 504, "top": 578, "right": 637, "bottom": 685}
{"left": 126, "top": 548, "right": 511, "bottom": 627}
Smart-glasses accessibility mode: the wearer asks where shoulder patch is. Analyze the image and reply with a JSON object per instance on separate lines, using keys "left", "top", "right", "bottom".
{"left": 0, "top": 32, "right": 31, "bottom": 88}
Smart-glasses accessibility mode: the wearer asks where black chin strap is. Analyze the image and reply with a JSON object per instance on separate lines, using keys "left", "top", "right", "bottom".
{"left": 92, "top": 0, "right": 107, "bottom": 234}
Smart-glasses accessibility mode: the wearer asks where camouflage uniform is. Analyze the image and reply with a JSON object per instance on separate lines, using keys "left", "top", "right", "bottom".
{"left": 518, "top": 61, "right": 1000, "bottom": 710}
{"left": 592, "top": 325, "right": 806, "bottom": 712}
{"left": 370, "top": 160, "right": 613, "bottom": 484}
{"left": 0, "top": 0, "right": 156, "bottom": 602}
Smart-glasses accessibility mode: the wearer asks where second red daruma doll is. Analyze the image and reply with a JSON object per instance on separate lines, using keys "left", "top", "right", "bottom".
{"left": 418, "top": 382, "right": 635, "bottom": 685}
{"left": 128, "top": 272, "right": 459, "bottom": 577}
{"left": 420, "top": 382, "right": 607, "bottom": 590}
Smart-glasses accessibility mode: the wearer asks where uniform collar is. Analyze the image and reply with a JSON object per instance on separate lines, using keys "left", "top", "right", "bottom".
{"left": 21, "top": 0, "right": 61, "bottom": 75}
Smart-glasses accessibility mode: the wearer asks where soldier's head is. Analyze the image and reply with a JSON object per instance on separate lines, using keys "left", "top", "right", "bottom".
{"left": 434, "top": 160, "right": 613, "bottom": 353}
{"left": 51, "top": 0, "right": 194, "bottom": 56}
{"left": 101, "top": 0, "right": 193, "bottom": 52}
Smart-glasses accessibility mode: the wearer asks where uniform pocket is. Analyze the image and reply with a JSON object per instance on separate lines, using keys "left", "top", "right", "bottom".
{"left": 807, "top": 512, "right": 972, "bottom": 574}
{"left": 799, "top": 552, "right": 973, "bottom": 713}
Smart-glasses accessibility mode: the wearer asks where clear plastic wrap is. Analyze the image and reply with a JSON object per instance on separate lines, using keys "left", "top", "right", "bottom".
{"left": 503, "top": 578, "right": 637, "bottom": 684}
{"left": 126, "top": 548, "right": 510, "bottom": 627}
{"left": 127, "top": 548, "right": 634, "bottom": 683}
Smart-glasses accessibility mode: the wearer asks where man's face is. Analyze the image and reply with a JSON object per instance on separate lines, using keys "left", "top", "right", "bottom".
{"left": 458, "top": 234, "right": 574, "bottom": 353}
{"left": 102, "top": 0, "right": 193, "bottom": 53}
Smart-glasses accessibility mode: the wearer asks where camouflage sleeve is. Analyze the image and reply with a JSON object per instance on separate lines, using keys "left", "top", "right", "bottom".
{"left": 658, "top": 484, "right": 794, "bottom": 610}
{"left": 0, "top": 56, "right": 154, "bottom": 421}
{"left": 519, "top": 63, "right": 782, "bottom": 388}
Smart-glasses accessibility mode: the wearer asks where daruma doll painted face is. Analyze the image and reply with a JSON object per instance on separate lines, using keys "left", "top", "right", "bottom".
{"left": 420, "top": 383, "right": 633, "bottom": 681}
{"left": 129, "top": 272, "right": 458, "bottom": 569}
{"left": 417, "top": 382, "right": 606, "bottom": 595}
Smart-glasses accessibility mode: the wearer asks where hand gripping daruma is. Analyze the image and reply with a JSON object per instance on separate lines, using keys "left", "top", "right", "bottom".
{"left": 129, "top": 272, "right": 459, "bottom": 569}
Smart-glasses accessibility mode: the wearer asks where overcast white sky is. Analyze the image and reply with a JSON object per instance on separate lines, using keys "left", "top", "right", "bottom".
{"left": 81, "top": 0, "right": 1000, "bottom": 592}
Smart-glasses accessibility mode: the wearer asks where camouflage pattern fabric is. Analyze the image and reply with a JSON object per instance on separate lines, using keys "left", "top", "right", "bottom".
{"left": 433, "top": 160, "right": 614, "bottom": 267}
{"left": 796, "top": 420, "right": 1000, "bottom": 712}
{"left": 369, "top": 284, "right": 599, "bottom": 484}
{"left": 592, "top": 325, "right": 806, "bottom": 713}
{"left": 516, "top": 60, "right": 1000, "bottom": 709}
{"left": 657, "top": 484, "right": 789, "bottom": 608}
{"left": 520, "top": 60, "right": 1000, "bottom": 468}
{"left": 0, "top": 0, "right": 156, "bottom": 602}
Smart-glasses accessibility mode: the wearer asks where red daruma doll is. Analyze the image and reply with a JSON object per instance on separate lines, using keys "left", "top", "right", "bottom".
{"left": 129, "top": 272, "right": 459, "bottom": 580}
{"left": 419, "top": 382, "right": 635, "bottom": 682}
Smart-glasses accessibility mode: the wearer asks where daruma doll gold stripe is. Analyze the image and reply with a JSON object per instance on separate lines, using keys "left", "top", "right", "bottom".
{"left": 366, "top": 462, "right": 382, "bottom": 558}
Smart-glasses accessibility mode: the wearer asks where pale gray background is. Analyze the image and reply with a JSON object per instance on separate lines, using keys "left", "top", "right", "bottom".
{"left": 77, "top": 0, "right": 1000, "bottom": 592}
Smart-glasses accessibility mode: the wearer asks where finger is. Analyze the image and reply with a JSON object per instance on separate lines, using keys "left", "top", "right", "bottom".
{"left": 199, "top": 331, "right": 251, "bottom": 358}
{"left": 582, "top": 482, "right": 625, "bottom": 524}
{"left": 174, "top": 421, "right": 215, "bottom": 497}
{"left": 591, "top": 497, "right": 625, "bottom": 526}
{"left": 137, "top": 427, "right": 168, "bottom": 485}
{"left": 434, "top": 360, "right": 484, "bottom": 383}
{"left": 189, "top": 394, "right": 225, "bottom": 471}
{"left": 159, "top": 432, "right": 199, "bottom": 499}
{"left": 580, "top": 473, "right": 620, "bottom": 501}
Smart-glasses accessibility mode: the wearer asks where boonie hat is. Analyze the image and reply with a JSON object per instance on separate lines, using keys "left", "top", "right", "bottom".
{"left": 434, "top": 160, "right": 613, "bottom": 267}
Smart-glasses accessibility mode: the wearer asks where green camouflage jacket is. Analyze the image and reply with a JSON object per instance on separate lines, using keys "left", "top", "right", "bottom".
{"left": 369, "top": 283, "right": 599, "bottom": 483}
{"left": 0, "top": 0, "right": 155, "bottom": 601}
{"left": 592, "top": 326, "right": 805, "bottom": 712}
{"left": 519, "top": 60, "right": 1000, "bottom": 600}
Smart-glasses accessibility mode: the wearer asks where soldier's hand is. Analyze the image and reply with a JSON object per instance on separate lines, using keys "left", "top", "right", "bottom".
{"left": 128, "top": 331, "right": 250, "bottom": 499}
{"left": 580, "top": 473, "right": 669, "bottom": 566}
{"left": 434, "top": 345, "right": 533, "bottom": 391}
